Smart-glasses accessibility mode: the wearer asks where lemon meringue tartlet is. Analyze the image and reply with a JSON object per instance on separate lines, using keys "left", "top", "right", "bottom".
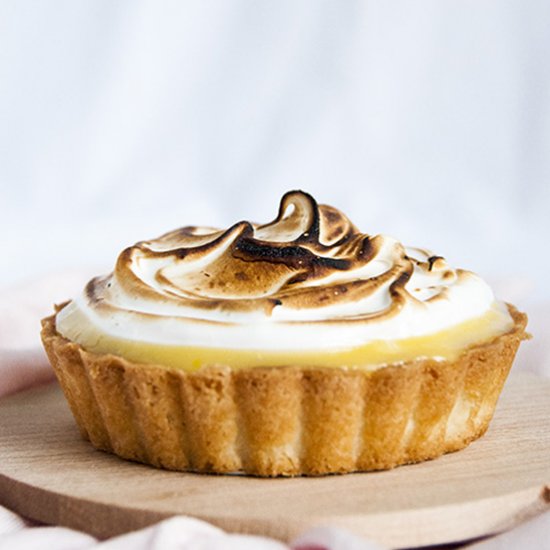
{"left": 41, "top": 191, "right": 528, "bottom": 476}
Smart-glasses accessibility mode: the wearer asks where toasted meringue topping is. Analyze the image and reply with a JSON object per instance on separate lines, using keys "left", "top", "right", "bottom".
{"left": 57, "top": 191, "right": 513, "bottom": 354}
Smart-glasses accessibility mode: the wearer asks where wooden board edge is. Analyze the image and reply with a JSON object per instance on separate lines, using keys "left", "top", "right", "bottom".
{"left": 2, "top": 469, "right": 549, "bottom": 548}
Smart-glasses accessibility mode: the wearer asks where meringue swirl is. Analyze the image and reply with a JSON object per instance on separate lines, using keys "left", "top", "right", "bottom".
{"left": 57, "top": 191, "right": 513, "bottom": 357}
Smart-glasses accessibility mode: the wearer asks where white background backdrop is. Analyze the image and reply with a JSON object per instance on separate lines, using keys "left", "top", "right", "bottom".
{"left": 1, "top": 0, "right": 549, "bottom": 308}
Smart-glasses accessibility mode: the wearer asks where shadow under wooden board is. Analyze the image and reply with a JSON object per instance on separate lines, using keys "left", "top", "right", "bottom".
{"left": 0, "top": 373, "right": 549, "bottom": 549}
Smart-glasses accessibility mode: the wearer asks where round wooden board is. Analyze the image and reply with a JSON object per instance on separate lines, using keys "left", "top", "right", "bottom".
{"left": 0, "top": 373, "right": 549, "bottom": 549}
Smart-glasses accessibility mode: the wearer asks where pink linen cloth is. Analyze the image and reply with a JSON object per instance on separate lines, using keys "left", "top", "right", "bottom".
{"left": 0, "top": 273, "right": 548, "bottom": 550}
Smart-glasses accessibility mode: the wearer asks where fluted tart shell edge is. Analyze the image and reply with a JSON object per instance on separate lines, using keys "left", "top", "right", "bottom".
{"left": 40, "top": 305, "right": 528, "bottom": 477}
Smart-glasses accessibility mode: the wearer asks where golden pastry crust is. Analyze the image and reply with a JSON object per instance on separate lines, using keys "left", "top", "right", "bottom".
{"left": 41, "top": 305, "right": 528, "bottom": 477}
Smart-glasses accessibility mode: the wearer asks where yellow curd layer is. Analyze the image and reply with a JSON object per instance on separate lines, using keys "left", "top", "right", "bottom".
{"left": 61, "top": 306, "right": 513, "bottom": 372}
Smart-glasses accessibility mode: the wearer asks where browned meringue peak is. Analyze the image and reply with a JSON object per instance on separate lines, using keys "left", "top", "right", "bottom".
{"left": 99, "top": 190, "right": 455, "bottom": 320}
{"left": 57, "top": 189, "right": 515, "bottom": 359}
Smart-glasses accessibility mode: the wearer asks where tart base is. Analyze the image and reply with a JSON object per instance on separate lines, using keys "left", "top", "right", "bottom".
{"left": 40, "top": 306, "right": 528, "bottom": 477}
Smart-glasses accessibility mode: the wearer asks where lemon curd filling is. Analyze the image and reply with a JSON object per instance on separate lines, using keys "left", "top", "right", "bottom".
{"left": 58, "top": 305, "right": 513, "bottom": 372}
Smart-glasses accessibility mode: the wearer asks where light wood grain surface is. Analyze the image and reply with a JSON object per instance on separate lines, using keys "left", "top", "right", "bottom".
{"left": 0, "top": 373, "right": 549, "bottom": 548}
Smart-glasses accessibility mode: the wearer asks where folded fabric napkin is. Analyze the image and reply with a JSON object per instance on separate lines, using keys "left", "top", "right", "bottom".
{"left": 0, "top": 273, "right": 548, "bottom": 550}
{"left": 0, "top": 506, "right": 384, "bottom": 550}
